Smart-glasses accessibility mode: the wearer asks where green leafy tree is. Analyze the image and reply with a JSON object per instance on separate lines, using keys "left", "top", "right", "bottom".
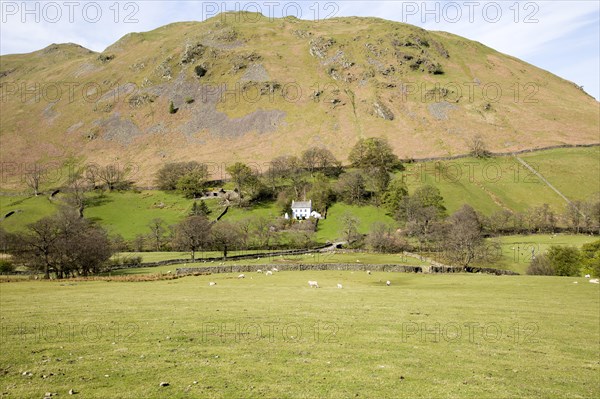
{"left": 155, "top": 162, "right": 208, "bottom": 191}
{"left": 226, "top": 162, "right": 259, "bottom": 204}
{"left": 547, "top": 246, "right": 582, "bottom": 276}
{"left": 190, "top": 200, "right": 211, "bottom": 216}
{"left": 176, "top": 169, "right": 209, "bottom": 199}
{"left": 382, "top": 176, "right": 408, "bottom": 214}
{"left": 307, "top": 173, "right": 335, "bottom": 213}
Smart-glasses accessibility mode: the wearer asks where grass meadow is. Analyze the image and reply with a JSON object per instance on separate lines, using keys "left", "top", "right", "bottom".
{"left": 1, "top": 272, "right": 598, "bottom": 398}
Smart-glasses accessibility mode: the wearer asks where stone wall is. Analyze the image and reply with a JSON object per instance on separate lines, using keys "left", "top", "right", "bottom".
{"left": 176, "top": 263, "right": 519, "bottom": 276}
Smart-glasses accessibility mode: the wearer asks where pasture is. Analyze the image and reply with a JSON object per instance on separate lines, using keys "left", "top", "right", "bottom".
{"left": 1, "top": 272, "right": 598, "bottom": 398}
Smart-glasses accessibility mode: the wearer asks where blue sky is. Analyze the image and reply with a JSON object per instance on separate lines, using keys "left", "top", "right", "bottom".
{"left": 1, "top": 1, "right": 599, "bottom": 99}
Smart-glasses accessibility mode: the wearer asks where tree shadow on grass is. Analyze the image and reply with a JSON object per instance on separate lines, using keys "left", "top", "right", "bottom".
{"left": 84, "top": 194, "right": 113, "bottom": 208}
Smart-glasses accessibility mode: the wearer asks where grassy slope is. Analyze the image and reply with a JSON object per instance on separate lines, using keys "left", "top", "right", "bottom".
{"left": 0, "top": 273, "right": 598, "bottom": 398}
{"left": 1, "top": 148, "right": 597, "bottom": 242}
{"left": 471, "top": 234, "right": 599, "bottom": 275}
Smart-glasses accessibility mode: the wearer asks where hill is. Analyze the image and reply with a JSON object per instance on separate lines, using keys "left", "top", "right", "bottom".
{"left": 1, "top": 12, "right": 598, "bottom": 187}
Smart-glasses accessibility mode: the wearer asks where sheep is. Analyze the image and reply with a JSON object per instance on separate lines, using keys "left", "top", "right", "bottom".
{"left": 238, "top": 274, "right": 245, "bottom": 279}
{"left": 271, "top": 268, "right": 279, "bottom": 272}
{"left": 585, "top": 274, "right": 591, "bottom": 278}
{"left": 209, "top": 282, "right": 217, "bottom": 286}
{"left": 589, "top": 279, "right": 599, "bottom": 284}
{"left": 337, "top": 283, "right": 343, "bottom": 289}
{"left": 266, "top": 270, "right": 273, "bottom": 276}
{"left": 367, "top": 270, "right": 372, "bottom": 275}
{"left": 257, "top": 269, "right": 263, "bottom": 273}
{"left": 386, "top": 280, "right": 391, "bottom": 286}
{"left": 308, "top": 280, "right": 319, "bottom": 288}
{"left": 166, "top": 270, "right": 172, "bottom": 274}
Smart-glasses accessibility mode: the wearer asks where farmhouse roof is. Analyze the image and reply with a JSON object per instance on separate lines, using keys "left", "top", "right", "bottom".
{"left": 291, "top": 200, "right": 312, "bottom": 209}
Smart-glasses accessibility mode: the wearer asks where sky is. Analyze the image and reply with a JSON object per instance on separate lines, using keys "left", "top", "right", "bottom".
{"left": 1, "top": 0, "right": 599, "bottom": 99}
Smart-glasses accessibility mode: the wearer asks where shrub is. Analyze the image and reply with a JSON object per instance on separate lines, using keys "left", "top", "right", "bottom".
{"left": 194, "top": 65, "right": 207, "bottom": 77}
{"left": 527, "top": 254, "right": 554, "bottom": 276}
{"left": 0, "top": 259, "right": 15, "bottom": 274}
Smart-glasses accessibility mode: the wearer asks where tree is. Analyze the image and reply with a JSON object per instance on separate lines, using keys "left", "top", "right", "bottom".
{"left": 176, "top": 168, "right": 209, "bottom": 199}
{"left": 210, "top": 221, "right": 242, "bottom": 259}
{"left": 169, "top": 100, "right": 177, "bottom": 114}
{"left": 24, "top": 163, "right": 45, "bottom": 196}
{"left": 348, "top": 137, "right": 400, "bottom": 173}
{"left": 171, "top": 215, "right": 211, "bottom": 261}
{"left": 301, "top": 147, "right": 341, "bottom": 176}
{"left": 148, "top": 218, "right": 166, "bottom": 251}
{"left": 444, "top": 205, "right": 484, "bottom": 267}
{"left": 467, "top": 135, "right": 490, "bottom": 158}
{"left": 9, "top": 211, "right": 113, "bottom": 278}
{"left": 226, "top": 162, "right": 259, "bottom": 204}
{"left": 64, "top": 170, "right": 94, "bottom": 218}
{"left": 156, "top": 162, "right": 208, "bottom": 191}
{"left": 340, "top": 212, "right": 360, "bottom": 244}
{"left": 397, "top": 185, "right": 446, "bottom": 243}
{"left": 307, "top": 173, "right": 335, "bottom": 213}
{"left": 97, "top": 165, "right": 131, "bottom": 192}
{"left": 14, "top": 217, "right": 60, "bottom": 279}
{"left": 190, "top": 200, "right": 211, "bottom": 216}
{"left": 382, "top": 176, "right": 408, "bottom": 214}
{"left": 336, "top": 171, "right": 366, "bottom": 205}
{"left": 348, "top": 137, "right": 400, "bottom": 200}
{"left": 266, "top": 156, "right": 307, "bottom": 198}
{"left": 547, "top": 246, "right": 582, "bottom": 276}
{"left": 367, "top": 222, "right": 407, "bottom": 253}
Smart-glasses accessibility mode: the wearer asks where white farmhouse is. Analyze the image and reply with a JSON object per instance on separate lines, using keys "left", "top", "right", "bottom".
{"left": 291, "top": 200, "right": 312, "bottom": 219}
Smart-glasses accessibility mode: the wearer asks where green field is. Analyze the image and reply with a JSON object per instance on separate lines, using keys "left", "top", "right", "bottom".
{"left": 1, "top": 273, "right": 598, "bottom": 398}
{"left": 315, "top": 203, "right": 397, "bottom": 243}
{"left": 107, "top": 251, "right": 428, "bottom": 275}
{"left": 465, "top": 234, "right": 599, "bottom": 275}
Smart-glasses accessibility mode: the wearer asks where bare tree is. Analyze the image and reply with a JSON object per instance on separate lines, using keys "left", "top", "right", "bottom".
{"left": 444, "top": 205, "right": 485, "bottom": 267}
{"left": 148, "top": 218, "right": 167, "bottom": 251}
{"left": 210, "top": 221, "right": 242, "bottom": 259}
{"left": 340, "top": 212, "right": 360, "bottom": 244}
{"left": 468, "top": 135, "right": 490, "bottom": 158}
{"left": 171, "top": 216, "right": 212, "bottom": 261}
{"left": 97, "top": 165, "right": 130, "bottom": 191}
{"left": 24, "top": 164, "right": 45, "bottom": 196}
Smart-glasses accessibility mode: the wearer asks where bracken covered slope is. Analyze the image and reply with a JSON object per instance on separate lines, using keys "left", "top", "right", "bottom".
{"left": 1, "top": 12, "right": 598, "bottom": 185}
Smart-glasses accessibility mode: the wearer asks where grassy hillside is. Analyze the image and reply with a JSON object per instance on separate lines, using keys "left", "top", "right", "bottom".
{"left": 399, "top": 147, "right": 600, "bottom": 216}
{"left": 1, "top": 147, "right": 598, "bottom": 242}
{"left": 1, "top": 13, "right": 598, "bottom": 187}
{"left": 1, "top": 273, "right": 598, "bottom": 398}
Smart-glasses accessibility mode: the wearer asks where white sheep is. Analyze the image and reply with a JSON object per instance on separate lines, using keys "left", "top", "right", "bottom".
{"left": 209, "top": 282, "right": 217, "bottom": 286}
{"left": 589, "top": 279, "right": 599, "bottom": 284}
{"left": 271, "top": 268, "right": 279, "bottom": 272}
{"left": 238, "top": 274, "right": 245, "bottom": 279}
{"left": 266, "top": 271, "right": 273, "bottom": 276}
{"left": 386, "top": 280, "right": 391, "bottom": 286}
{"left": 585, "top": 274, "right": 591, "bottom": 278}
{"left": 367, "top": 270, "right": 372, "bottom": 275}
{"left": 337, "top": 283, "right": 343, "bottom": 289}
{"left": 308, "top": 280, "right": 319, "bottom": 288}
{"left": 257, "top": 269, "right": 263, "bottom": 273}
{"left": 166, "top": 270, "right": 172, "bottom": 274}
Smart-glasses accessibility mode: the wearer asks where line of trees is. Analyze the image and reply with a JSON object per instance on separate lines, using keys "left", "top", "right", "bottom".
{"left": 1, "top": 209, "right": 114, "bottom": 279}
